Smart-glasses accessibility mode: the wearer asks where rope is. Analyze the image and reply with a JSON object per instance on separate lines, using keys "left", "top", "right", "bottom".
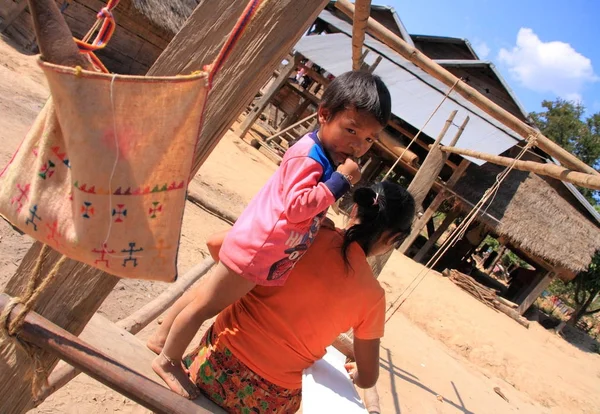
{"left": 382, "top": 79, "right": 459, "bottom": 181}
{"left": 385, "top": 139, "right": 534, "bottom": 322}
{"left": 0, "top": 245, "right": 68, "bottom": 397}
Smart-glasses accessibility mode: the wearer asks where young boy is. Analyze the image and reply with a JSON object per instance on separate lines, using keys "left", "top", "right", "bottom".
{"left": 149, "top": 71, "right": 392, "bottom": 398}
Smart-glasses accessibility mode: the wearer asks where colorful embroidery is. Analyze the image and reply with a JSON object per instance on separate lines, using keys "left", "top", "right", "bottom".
{"left": 51, "top": 146, "right": 70, "bottom": 168}
{"left": 122, "top": 242, "right": 143, "bottom": 267}
{"left": 112, "top": 204, "right": 127, "bottom": 223}
{"left": 39, "top": 160, "right": 56, "bottom": 179}
{"left": 11, "top": 183, "right": 30, "bottom": 213}
{"left": 46, "top": 220, "right": 62, "bottom": 246}
{"left": 92, "top": 243, "right": 115, "bottom": 268}
{"left": 81, "top": 201, "right": 95, "bottom": 218}
{"left": 25, "top": 205, "right": 41, "bottom": 231}
{"left": 73, "top": 180, "right": 185, "bottom": 196}
{"left": 149, "top": 201, "right": 162, "bottom": 219}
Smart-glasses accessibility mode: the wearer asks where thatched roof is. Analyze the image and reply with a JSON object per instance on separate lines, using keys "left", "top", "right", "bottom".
{"left": 131, "top": 0, "right": 198, "bottom": 34}
{"left": 454, "top": 162, "right": 600, "bottom": 274}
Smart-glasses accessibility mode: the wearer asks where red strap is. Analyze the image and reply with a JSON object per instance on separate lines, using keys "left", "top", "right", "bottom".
{"left": 206, "top": 0, "right": 262, "bottom": 87}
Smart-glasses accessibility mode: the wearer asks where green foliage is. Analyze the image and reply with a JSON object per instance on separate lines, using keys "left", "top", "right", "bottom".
{"left": 530, "top": 99, "right": 600, "bottom": 203}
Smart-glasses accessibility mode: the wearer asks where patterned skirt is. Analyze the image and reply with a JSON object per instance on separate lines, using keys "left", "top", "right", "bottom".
{"left": 184, "top": 327, "right": 302, "bottom": 414}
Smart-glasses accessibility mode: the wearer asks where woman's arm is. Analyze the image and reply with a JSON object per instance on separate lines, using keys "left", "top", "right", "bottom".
{"left": 346, "top": 338, "right": 380, "bottom": 389}
{"left": 206, "top": 229, "right": 229, "bottom": 262}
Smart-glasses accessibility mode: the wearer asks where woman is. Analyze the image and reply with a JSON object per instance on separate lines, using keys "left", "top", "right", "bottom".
{"left": 149, "top": 181, "right": 415, "bottom": 413}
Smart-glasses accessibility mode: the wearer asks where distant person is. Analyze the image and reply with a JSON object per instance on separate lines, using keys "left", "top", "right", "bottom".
{"left": 149, "top": 71, "right": 392, "bottom": 398}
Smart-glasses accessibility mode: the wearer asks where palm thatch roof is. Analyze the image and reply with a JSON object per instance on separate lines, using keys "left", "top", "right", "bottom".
{"left": 454, "top": 162, "right": 600, "bottom": 275}
{"left": 131, "top": 0, "right": 198, "bottom": 34}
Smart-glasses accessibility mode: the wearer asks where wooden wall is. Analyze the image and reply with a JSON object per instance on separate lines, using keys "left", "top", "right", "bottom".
{"left": 0, "top": 0, "right": 175, "bottom": 74}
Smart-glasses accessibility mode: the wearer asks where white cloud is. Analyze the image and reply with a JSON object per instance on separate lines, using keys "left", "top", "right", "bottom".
{"left": 472, "top": 40, "right": 490, "bottom": 59}
{"left": 498, "top": 28, "right": 597, "bottom": 101}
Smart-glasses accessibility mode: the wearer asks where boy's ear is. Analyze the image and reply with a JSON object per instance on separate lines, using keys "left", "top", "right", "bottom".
{"left": 317, "top": 105, "right": 330, "bottom": 124}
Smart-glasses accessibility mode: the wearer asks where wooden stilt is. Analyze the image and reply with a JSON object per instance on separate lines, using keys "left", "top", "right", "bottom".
{"left": 2, "top": 1, "right": 329, "bottom": 411}
{"left": 334, "top": 0, "right": 598, "bottom": 177}
{"left": 413, "top": 207, "right": 461, "bottom": 263}
{"left": 0, "top": 294, "right": 214, "bottom": 414}
{"left": 398, "top": 159, "right": 469, "bottom": 254}
{"left": 516, "top": 271, "right": 554, "bottom": 315}
{"left": 236, "top": 55, "right": 299, "bottom": 138}
{"left": 351, "top": 0, "right": 372, "bottom": 71}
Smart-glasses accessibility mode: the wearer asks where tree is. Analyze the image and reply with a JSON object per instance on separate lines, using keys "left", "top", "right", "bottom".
{"left": 566, "top": 252, "right": 600, "bottom": 326}
{"left": 530, "top": 99, "right": 600, "bottom": 203}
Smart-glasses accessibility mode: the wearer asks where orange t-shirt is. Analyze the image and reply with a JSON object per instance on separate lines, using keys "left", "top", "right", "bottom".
{"left": 213, "top": 228, "right": 386, "bottom": 389}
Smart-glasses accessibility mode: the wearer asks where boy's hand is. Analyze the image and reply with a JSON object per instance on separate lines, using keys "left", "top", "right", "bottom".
{"left": 321, "top": 217, "right": 336, "bottom": 230}
{"left": 337, "top": 158, "right": 361, "bottom": 185}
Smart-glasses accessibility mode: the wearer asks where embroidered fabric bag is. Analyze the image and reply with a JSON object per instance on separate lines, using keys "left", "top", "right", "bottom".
{"left": 0, "top": 0, "right": 262, "bottom": 282}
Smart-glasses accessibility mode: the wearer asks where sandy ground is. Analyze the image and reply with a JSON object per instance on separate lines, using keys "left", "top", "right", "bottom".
{"left": 1, "top": 35, "right": 599, "bottom": 414}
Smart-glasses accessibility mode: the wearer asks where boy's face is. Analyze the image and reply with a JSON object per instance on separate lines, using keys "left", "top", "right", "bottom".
{"left": 317, "top": 106, "right": 383, "bottom": 166}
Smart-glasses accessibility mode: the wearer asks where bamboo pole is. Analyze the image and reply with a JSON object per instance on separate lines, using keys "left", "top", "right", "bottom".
{"left": 352, "top": 0, "right": 372, "bottom": 71}
{"left": 334, "top": 0, "right": 599, "bottom": 177}
{"left": 439, "top": 145, "right": 600, "bottom": 191}
{"left": 0, "top": 294, "right": 210, "bottom": 414}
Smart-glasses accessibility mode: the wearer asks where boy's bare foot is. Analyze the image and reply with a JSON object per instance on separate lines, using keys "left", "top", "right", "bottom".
{"left": 146, "top": 334, "right": 166, "bottom": 355}
{"left": 152, "top": 353, "right": 200, "bottom": 400}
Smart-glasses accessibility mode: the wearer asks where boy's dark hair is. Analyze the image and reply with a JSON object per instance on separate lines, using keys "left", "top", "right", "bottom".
{"left": 342, "top": 181, "right": 415, "bottom": 264}
{"left": 320, "top": 71, "right": 392, "bottom": 126}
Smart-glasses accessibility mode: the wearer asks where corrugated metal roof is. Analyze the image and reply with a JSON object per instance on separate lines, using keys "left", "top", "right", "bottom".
{"left": 303, "top": 11, "right": 524, "bottom": 164}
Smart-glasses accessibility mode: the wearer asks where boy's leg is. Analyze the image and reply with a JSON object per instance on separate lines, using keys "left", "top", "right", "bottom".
{"left": 147, "top": 229, "right": 230, "bottom": 354}
{"left": 152, "top": 262, "right": 255, "bottom": 399}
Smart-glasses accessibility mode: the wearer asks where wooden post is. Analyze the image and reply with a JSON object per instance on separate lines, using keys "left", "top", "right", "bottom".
{"left": 439, "top": 145, "right": 600, "bottom": 191}
{"left": 236, "top": 55, "right": 298, "bottom": 138}
{"left": 351, "top": 0, "right": 372, "bottom": 71}
{"left": 369, "top": 111, "right": 462, "bottom": 276}
{"left": 413, "top": 207, "right": 460, "bottom": 263}
{"left": 334, "top": 0, "right": 598, "bottom": 177}
{"left": 0, "top": 294, "right": 211, "bottom": 414}
{"left": 486, "top": 244, "right": 507, "bottom": 272}
{"left": 398, "top": 158, "right": 469, "bottom": 254}
{"left": 516, "top": 271, "right": 554, "bottom": 315}
{"left": 277, "top": 96, "right": 311, "bottom": 131}
{"left": 1, "top": 1, "right": 329, "bottom": 412}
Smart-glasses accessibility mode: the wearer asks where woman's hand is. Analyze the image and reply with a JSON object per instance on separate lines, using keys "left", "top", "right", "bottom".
{"left": 344, "top": 362, "right": 358, "bottom": 383}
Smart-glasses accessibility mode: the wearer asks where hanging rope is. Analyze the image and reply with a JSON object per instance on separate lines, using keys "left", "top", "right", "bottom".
{"left": 0, "top": 245, "right": 68, "bottom": 397}
{"left": 385, "top": 136, "right": 536, "bottom": 322}
{"left": 382, "top": 79, "right": 459, "bottom": 181}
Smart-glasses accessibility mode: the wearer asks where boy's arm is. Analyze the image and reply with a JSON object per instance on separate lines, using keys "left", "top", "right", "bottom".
{"left": 206, "top": 229, "right": 229, "bottom": 262}
{"left": 282, "top": 156, "right": 350, "bottom": 224}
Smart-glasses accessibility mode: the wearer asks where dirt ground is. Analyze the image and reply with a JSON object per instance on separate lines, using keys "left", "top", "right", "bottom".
{"left": 1, "top": 35, "right": 600, "bottom": 414}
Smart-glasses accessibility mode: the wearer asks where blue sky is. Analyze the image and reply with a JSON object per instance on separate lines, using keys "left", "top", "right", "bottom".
{"left": 386, "top": 0, "right": 600, "bottom": 115}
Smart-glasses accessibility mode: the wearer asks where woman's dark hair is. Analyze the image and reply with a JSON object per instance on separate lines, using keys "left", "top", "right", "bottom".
{"left": 342, "top": 181, "right": 415, "bottom": 264}
{"left": 320, "top": 71, "right": 392, "bottom": 126}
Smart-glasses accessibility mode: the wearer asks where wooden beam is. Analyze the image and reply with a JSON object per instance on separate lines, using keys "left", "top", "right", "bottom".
{"left": 300, "top": 63, "right": 331, "bottom": 86}
{"left": 351, "top": 0, "right": 371, "bottom": 71}
{"left": 286, "top": 81, "right": 321, "bottom": 105}
{"left": 516, "top": 271, "right": 555, "bottom": 315}
{"left": 334, "top": 0, "right": 599, "bottom": 177}
{"left": 237, "top": 55, "right": 298, "bottom": 138}
{"left": 0, "top": 0, "right": 28, "bottom": 32}
{"left": 0, "top": 294, "right": 212, "bottom": 414}
{"left": 439, "top": 145, "right": 600, "bottom": 191}
{"left": 378, "top": 130, "right": 419, "bottom": 166}
{"left": 1, "top": 1, "right": 329, "bottom": 412}
{"left": 414, "top": 207, "right": 461, "bottom": 263}
{"left": 35, "top": 258, "right": 216, "bottom": 404}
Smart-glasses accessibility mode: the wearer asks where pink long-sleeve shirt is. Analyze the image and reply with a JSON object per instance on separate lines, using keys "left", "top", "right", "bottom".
{"left": 219, "top": 132, "right": 350, "bottom": 286}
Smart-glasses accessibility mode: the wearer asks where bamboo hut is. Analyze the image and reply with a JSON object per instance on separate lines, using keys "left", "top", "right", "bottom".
{"left": 0, "top": 0, "right": 197, "bottom": 74}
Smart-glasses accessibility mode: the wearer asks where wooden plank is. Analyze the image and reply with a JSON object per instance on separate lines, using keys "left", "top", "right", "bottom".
{"left": 1, "top": 1, "right": 328, "bottom": 412}
{"left": 413, "top": 207, "right": 460, "bottom": 263}
{"left": 0, "top": 0, "right": 28, "bottom": 32}
{"left": 0, "top": 294, "right": 216, "bottom": 413}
